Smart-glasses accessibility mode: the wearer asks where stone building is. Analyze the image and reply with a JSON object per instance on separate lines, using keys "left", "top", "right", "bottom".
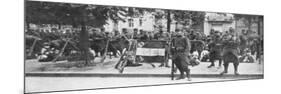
{"left": 203, "top": 13, "right": 235, "bottom": 35}
{"left": 103, "top": 9, "right": 191, "bottom": 34}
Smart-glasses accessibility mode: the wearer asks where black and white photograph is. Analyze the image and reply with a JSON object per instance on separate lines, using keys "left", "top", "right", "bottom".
{"left": 24, "top": 0, "right": 264, "bottom": 93}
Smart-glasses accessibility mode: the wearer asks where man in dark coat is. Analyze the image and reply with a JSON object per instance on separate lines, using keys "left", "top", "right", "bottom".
{"left": 208, "top": 33, "right": 223, "bottom": 68}
{"left": 155, "top": 29, "right": 170, "bottom": 67}
{"left": 154, "top": 29, "right": 169, "bottom": 40}
{"left": 132, "top": 28, "right": 139, "bottom": 39}
{"left": 121, "top": 28, "right": 132, "bottom": 39}
{"left": 171, "top": 31, "right": 192, "bottom": 81}
{"left": 239, "top": 29, "right": 249, "bottom": 55}
{"left": 220, "top": 32, "right": 240, "bottom": 75}
{"left": 138, "top": 29, "right": 149, "bottom": 41}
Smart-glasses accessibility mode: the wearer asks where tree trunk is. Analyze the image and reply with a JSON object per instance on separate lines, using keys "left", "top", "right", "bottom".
{"left": 27, "top": 39, "right": 37, "bottom": 57}
{"left": 52, "top": 40, "right": 69, "bottom": 62}
{"left": 257, "top": 16, "right": 263, "bottom": 63}
{"left": 100, "top": 39, "right": 109, "bottom": 63}
{"left": 113, "top": 22, "right": 118, "bottom": 32}
{"left": 235, "top": 19, "right": 238, "bottom": 32}
{"left": 26, "top": 22, "right": 30, "bottom": 30}
{"left": 258, "top": 16, "right": 263, "bottom": 35}
{"left": 247, "top": 18, "right": 252, "bottom": 32}
{"left": 167, "top": 10, "right": 171, "bottom": 32}
{"left": 58, "top": 24, "right": 62, "bottom": 29}
{"left": 199, "top": 22, "right": 204, "bottom": 33}
{"left": 79, "top": 21, "right": 90, "bottom": 65}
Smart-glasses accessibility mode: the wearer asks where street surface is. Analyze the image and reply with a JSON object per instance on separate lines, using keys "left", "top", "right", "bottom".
{"left": 25, "top": 57, "right": 263, "bottom": 75}
{"left": 25, "top": 57, "right": 263, "bottom": 93}
{"left": 25, "top": 77, "right": 235, "bottom": 93}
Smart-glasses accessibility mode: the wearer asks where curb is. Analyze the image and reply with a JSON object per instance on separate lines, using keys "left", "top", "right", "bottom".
{"left": 25, "top": 73, "right": 263, "bottom": 79}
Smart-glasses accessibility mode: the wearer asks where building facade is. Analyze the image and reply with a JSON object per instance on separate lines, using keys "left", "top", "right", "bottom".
{"left": 104, "top": 10, "right": 191, "bottom": 34}
{"left": 104, "top": 12, "right": 155, "bottom": 33}
{"left": 204, "top": 13, "right": 235, "bottom": 35}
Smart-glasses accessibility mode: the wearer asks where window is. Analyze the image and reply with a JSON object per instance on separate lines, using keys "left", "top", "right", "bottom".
{"left": 139, "top": 18, "right": 143, "bottom": 26}
{"left": 128, "top": 19, "right": 134, "bottom": 27}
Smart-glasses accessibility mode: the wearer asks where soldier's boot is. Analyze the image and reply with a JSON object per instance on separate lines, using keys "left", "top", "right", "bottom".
{"left": 159, "top": 59, "right": 169, "bottom": 68}
{"left": 150, "top": 63, "right": 156, "bottom": 68}
{"left": 119, "top": 60, "right": 128, "bottom": 73}
{"left": 234, "top": 63, "right": 240, "bottom": 75}
{"left": 159, "top": 63, "right": 165, "bottom": 67}
{"left": 164, "top": 57, "right": 171, "bottom": 68}
{"left": 220, "top": 63, "right": 229, "bottom": 75}
{"left": 186, "top": 69, "right": 192, "bottom": 81}
{"left": 207, "top": 61, "right": 215, "bottom": 68}
{"left": 218, "top": 59, "right": 222, "bottom": 68}
{"left": 165, "top": 62, "right": 171, "bottom": 68}
{"left": 176, "top": 71, "right": 185, "bottom": 80}
{"left": 172, "top": 67, "right": 177, "bottom": 73}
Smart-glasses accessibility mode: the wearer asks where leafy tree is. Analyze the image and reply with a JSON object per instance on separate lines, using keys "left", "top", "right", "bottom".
{"left": 234, "top": 14, "right": 259, "bottom": 32}
{"left": 26, "top": 1, "right": 127, "bottom": 65}
{"left": 172, "top": 10, "right": 205, "bottom": 30}
{"left": 152, "top": 9, "right": 167, "bottom": 30}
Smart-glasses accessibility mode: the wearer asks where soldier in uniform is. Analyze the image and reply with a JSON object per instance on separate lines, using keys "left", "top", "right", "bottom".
{"left": 91, "top": 28, "right": 104, "bottom": 39}
{"left": 189, "top": 30, "right": 196, "bottom": 40}
{"left": 154, "top": 28, "right": 170, "bottom": 67}
{"left": 209, "top": 29, "right": 215, "bottom": 36}
{"left": 121, "top": 28, "right": 132, "bottom": 39}
{"left": 138, "top": 29, "right": 149, "bottom": 42}
{"left": 183, "top": 29, "right": 191, "bottom": 38}
{"left": 171, "top": 29, "right": 179, "bottom": 37}
{"left": 112, "top": 30, "right": 121, "bottom": 40}
{"left": 239, "top": 29, "right": 249, "bottom": 55}
{"left": 132, "top": 28, "right": 139, "bottom": 39}
{"left": 100, "top": 27, "right": 107, "bottom": 38}
{"left": 194, "top": 32, "right": 201, "bottom": 40}
{"left": 229, "top": 27, "right": 236, "bottom": 36}
{"left": 154, "top": 28, "right": 169, "bottom": 40}
{"left": 89, "top": 29, "right": 96, "bottom": 40}
{"left": 220, "top": 28, "right": 240, "bottom": 75}
{"left": 171, "top": 30, "right": 192, "bottom": 81}
{"left": 207, "top": 32, "right": 223, "bottom": 68}
{"left": 38, "top": 42, "right": 56, "bottom": 62}
{"left": 147, "top": 31, "right": 154, "bottom": 40}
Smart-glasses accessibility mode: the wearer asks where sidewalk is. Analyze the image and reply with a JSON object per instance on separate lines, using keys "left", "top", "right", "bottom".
{"left": 25, "top": 57, "right": 264, "bottom": 78}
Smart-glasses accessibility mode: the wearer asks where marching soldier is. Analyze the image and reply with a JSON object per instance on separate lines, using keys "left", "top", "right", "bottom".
{"left": 171, "top": 30, "right": 192, "bottom": 81}
{"left": 220, "top": 28, "right": 240, "bottom": 75}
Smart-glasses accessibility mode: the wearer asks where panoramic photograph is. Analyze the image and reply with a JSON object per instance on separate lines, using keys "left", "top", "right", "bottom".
{"left": 24, "top": 0, "right": 264, "bottom": 93}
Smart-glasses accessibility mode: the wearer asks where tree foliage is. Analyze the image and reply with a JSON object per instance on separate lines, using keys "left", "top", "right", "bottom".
{"left": 172, "top": 10, "right": 205, "bottom": 27}
{"left": 26, "top": 1, "right": 127, "bottom": 28}
{"left": 234, "top": 14, "right": 259, "bottom": 30}
{"left": 25, "top": 1, "right": 129, "bottom": 65}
